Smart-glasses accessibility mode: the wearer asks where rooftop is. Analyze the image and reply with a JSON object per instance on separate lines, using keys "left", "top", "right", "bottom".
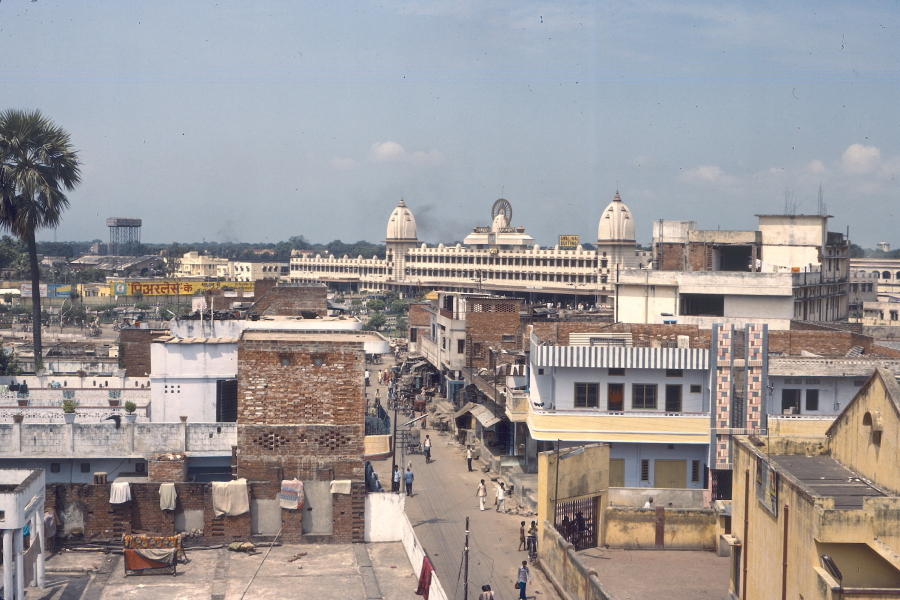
{"left": 770, "top": 454, "right": 884, "bottom": 509}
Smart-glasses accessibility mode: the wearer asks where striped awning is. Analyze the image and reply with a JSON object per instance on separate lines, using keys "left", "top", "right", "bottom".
{"left": 533, "top": 345, "right": 708, "bottom": 370}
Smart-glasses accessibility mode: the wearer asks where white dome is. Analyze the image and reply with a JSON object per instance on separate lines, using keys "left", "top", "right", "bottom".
{"left": 597, "top": 191, "right": 635, "bottom": 242}
{"left": 385, "top": 199, "right": 418, "bottom": 241}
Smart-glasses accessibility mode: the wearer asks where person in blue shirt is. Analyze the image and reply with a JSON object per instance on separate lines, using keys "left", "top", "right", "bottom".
{"left": 404, "top": 467, "right": 415, "bottom": 496}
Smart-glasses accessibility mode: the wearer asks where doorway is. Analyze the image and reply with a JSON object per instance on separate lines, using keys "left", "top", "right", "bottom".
{"left": 607, "top": 383, "right": 624, "bottom": 411}
{"left": 665, "top": 385, "right": 682, "bottom": 412}
{"left": 609, "top": 459, "right": 625, "bottom": 487}
{"left": 654, "top": 460, "right": 687, "bottom": 488}
{"left": 781, "top": 389, "right": 801, "bottom": 414}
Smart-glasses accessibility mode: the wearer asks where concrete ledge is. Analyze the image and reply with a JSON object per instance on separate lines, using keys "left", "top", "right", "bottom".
{"left": 537, "top": 557, "right": 576, "bottom": 600}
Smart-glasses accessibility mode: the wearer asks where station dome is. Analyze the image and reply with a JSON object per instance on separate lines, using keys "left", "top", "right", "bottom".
{"left": 385, "top": 199, "right": 418, "bottom": 241}
{"left": 597, "top": 191, "right": 635, "bottom": 242}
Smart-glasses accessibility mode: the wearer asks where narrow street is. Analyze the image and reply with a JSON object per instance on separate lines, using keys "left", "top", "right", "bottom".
{"left": 368, "top": 372, "right": 561, "bottom": 600}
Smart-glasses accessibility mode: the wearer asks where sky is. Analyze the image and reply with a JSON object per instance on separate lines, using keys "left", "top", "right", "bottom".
{"left": 1, "top": 0, "right": 898, "bottom": 248}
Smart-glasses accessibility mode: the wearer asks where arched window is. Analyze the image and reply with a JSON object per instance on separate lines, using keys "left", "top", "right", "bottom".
{"left": 896, "top": 271, "right": 900, "bottom": 280}
{"left": 883, "top": 271, "right": 892, "bottom": 279}
{"left": 873, "top": 271, "right": 882, "bottom": 278}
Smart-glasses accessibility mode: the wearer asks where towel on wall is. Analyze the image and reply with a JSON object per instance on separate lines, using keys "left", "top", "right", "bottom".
{"left": 212, "top": 478, "right": 250, "bottom": 517}
{"left": 279, "top": 479, "right": 303, "bottom": 510}
{"left": 330, "top": 480, "right": 352, "bottom": 495}
{"left": 159, "top": 483, "right": 177, "bottom": 511}
{"left": 110, "top": 481, "right": 132, "bottom": 504}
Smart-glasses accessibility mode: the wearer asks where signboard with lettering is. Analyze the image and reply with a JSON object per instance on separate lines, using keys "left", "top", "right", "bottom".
{"left": 559, "top": 235, "right": 579, "bottom": 248}
{"left": 755, "top": 456, "right": 778, "bottom": 517}
{"left": 110, "top": 280, "right": 255, "bottom": 296}
{"left": 22, "top": 284, "right": 71, "bottom": 298}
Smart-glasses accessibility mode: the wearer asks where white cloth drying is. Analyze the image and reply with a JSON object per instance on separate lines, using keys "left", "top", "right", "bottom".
{"left": 330, "top": 480, "right": 352, "bottom": 495}
{"left": 110, "top": 481, "right": 132, "bottom": 504}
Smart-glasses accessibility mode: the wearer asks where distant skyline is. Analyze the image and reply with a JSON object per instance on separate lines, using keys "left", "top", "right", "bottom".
{"left": 2, "top": 1, "right": 897, "bottom": 247}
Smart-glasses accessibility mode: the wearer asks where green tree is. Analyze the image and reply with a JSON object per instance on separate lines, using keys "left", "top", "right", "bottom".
{"left": 366, "top": 312, "right": 386, "bottom": 331}
{"left": 849, "top": 244, "right": 865, "bottom": 258}
{"left": 0, "top": 347, "right": 21, "bottom": 376}
{"left": 367, "top": 298, "right": 385, "bottom": 312}
{"left": 0, "top": 109, "right": 81, "bottom": 370}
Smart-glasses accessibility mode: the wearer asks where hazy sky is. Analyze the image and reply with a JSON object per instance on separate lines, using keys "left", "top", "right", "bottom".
{"left": 2, "top": 1, "right": 898, "bottom": 247}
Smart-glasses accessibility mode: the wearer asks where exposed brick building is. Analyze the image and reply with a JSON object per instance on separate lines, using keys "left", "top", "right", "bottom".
{"left": 249, "top": 283, "right": 327, "bottom": 317}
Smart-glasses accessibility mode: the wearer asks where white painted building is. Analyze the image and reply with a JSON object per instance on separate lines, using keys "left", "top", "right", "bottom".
{"left": 289, "top": 194, "right": 648, "bottom": 306}
{"left": 527, "top": 336, "right": 712, "bottom": 490}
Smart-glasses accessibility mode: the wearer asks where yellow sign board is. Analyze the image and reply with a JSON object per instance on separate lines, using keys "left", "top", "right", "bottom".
{"left": 559, "top": 235, "right": 579, "bottom": 248}
{"left": 110, "top": 280, "right": 255, "bottom": 296}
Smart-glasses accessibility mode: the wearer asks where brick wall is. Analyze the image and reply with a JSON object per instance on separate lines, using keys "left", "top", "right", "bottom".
{"left": 237, "top": 339, "right": 365, "bottom": 425}
{"left": 530, "top": 322, "right": 711, "bottom": 349}
{"left": 408, "top": 303, "right": 431, "bottom": 327}
{"left": 148, "top": 455, "right": 187, "bottom": 482}
{"left": 249, "top": 285, "right": 327, "bottom": 317}
{"left": 769, "top": 330, "right": 900, "bottom": 358}
{"left": 656, "top": 243, "right": 686, "bottom": 271}
{"left": 235, "top": 336, "right": 367, "bottom": 542}
{"left": 688, "top": 243, "right": 709, "bottom": 271}
{"left": 46, "top": 481, "right": 252, "bottom": 544}
{"left": 465, "top": 298, "right": 523, "bottom": 370}
{"left": 119, "top": 328, "right": 168, "bottom": 376}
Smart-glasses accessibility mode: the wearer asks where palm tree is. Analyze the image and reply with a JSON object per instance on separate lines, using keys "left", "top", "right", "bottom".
{"left": 0, "top": 109, "right": 81, "bottom": 371}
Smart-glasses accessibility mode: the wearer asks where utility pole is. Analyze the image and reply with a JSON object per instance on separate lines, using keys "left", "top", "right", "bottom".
{"left": 464, "top": 516, "right": 470, "bottom": 600}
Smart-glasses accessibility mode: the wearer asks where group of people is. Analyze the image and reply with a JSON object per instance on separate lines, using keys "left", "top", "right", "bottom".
{"left": 558, "top": 511, "right": 588, "bottom": 545}
{"left": 475, "top": 479, "right": 510, "bottom": 513}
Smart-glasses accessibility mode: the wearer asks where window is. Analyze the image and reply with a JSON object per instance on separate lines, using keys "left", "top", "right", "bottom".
{"left": 691, "top": 460, "right": 701, "bottom": 483}
{"left": 632, "top": 384, "right": 658, "bottom": 409}
{"left": 608, "top": 368, "right": 625, "bottom": 376}
{"left": 80, "top": 463, "right": 91, "bottom": 473}
{"left": 502, "top": 335, "right": 515, "bottom": 343}
{"left": 537, "top": 368, "right": 544, "bottom": 375}
{"left": 600, "top": 259, "right": 608, "bottom": 268}
{"left": 805, "top": 379, "right": 820, "bottom": 385}
{"left": 51, "top": 463, "right": 61, "bottom": 473}
{"left": 666, "top": 369, "right": 683, "bottom": 377}
{"left": 805, "top": 389, "right": 819, "bottom": 412}
{"left": 690, "top": 385, "right": 702, "bottom": 393}
{"left": 457, "top": 339, "right": 465, "bottom": 354}
{"left": 640, "top": 459, "right": 650, "bottom": 481}
{"left": 574, "top": 383, "right": 600, "bottom": 408}
{"left": 409, "top": 328, "right": 417, "bottom": 342}
{"left": 280, "top": 356, "right": 291, "bottom": 366}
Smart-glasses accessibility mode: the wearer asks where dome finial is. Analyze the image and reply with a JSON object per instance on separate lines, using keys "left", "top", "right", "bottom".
{"left": 613, "top": 190, "right": 622, "bottom": 202}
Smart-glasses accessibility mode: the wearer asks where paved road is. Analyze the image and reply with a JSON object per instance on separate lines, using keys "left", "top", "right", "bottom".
{"left": 372, "top": 420, "right": 560, "bottom": 600}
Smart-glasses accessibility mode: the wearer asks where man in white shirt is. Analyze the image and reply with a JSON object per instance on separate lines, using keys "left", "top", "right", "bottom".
{"left": 423, "top": 435, "right": 432, "bottom": 463}
{"left": 495, "top": 482, "right": 506, "bottom": 513}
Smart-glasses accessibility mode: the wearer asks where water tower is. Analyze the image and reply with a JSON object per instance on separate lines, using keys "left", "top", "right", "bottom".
{"left": 107, "top": 218, "right": 142, "bottom": 256}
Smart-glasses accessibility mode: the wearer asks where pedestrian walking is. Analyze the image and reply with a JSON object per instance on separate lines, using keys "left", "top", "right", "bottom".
{"left": 477, "top": 479, "right": 487, "bottom": 511}
{"left": 466, "top": 445, "right": 474, "bottom": 471}
{"left": 478, "top": 584, "right": 494, "bottom": 600}
{"left": 365, "top": 369, "right": 370, "bottom": 387}
{"left": 392, "top": 464, "right": 401, "bottom": 493}
{"left": 423, "top": 435, "right": 432, "bottom": 463}
{"left": 495, "top": 482, "right": 506, "bottom": 513}
{"left": 516, "top": 560, "right": 532, "bottom": 600}
{"left": 518, "top": 521, "right": 526, "bottom": 551}
{"left": 404, "top": 467, "right": 414, "bottom": 496}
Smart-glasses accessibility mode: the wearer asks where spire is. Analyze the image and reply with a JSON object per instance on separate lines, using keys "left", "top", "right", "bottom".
{"left": 613, "top": 191, "right": 622, "bottom": 202}
{"left": 398, "top": 198, "right": 406, "bottom": 207}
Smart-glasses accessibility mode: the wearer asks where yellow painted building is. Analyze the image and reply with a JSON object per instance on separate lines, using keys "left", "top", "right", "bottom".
{"left": 729, "top": 367, "right": 900, "bottom": 600}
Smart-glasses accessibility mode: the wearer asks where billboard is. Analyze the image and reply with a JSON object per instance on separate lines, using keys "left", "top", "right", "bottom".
{"left": 21, "top": 284, "right": 71, "bottom": 298}
{"left": 111, "top": 280, "right": 255, "bottom": 296}
{"left": 559, "top": 235, "right": 579, "bottom": 248}
{"left": 755, "top": 456, "right": 778, "bottom": 517}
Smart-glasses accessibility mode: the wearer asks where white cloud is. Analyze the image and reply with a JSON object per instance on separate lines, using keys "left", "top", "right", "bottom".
{"left": 841, "top": 143, "right": 881, "bottom": 175}
{"left": 330, "top": 157, "right": 359, "bottom": 170}
{"left": 807, "top": 160, "right": 827, "bottom": 174}
{"left": 682, "top": 165, "right": 735, "bottom": 185}
{"left": 369, "top": 141, "right": 442, "bottom": 165}
{"left": 370, "top": 141, "right": 407, "bottom": 162}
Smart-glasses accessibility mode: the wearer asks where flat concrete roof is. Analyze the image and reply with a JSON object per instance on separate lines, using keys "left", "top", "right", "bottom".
{"left": 240, "top": 330, "right": 384, "bottom": 343}
{"left": 771, "top": 454, "right": 884, "bottom": 509}
{"left": 768, "top": 358, "right": 900, "bottom": 378}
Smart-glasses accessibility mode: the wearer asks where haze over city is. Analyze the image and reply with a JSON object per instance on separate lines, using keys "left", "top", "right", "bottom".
{"left": 1, "top": 0, "right": 897, "bottom": 246}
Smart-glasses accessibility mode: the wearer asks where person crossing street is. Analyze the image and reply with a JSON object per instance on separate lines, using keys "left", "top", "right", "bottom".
{"left": 477, "top": 479, "right": 487, "bottom": 511}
